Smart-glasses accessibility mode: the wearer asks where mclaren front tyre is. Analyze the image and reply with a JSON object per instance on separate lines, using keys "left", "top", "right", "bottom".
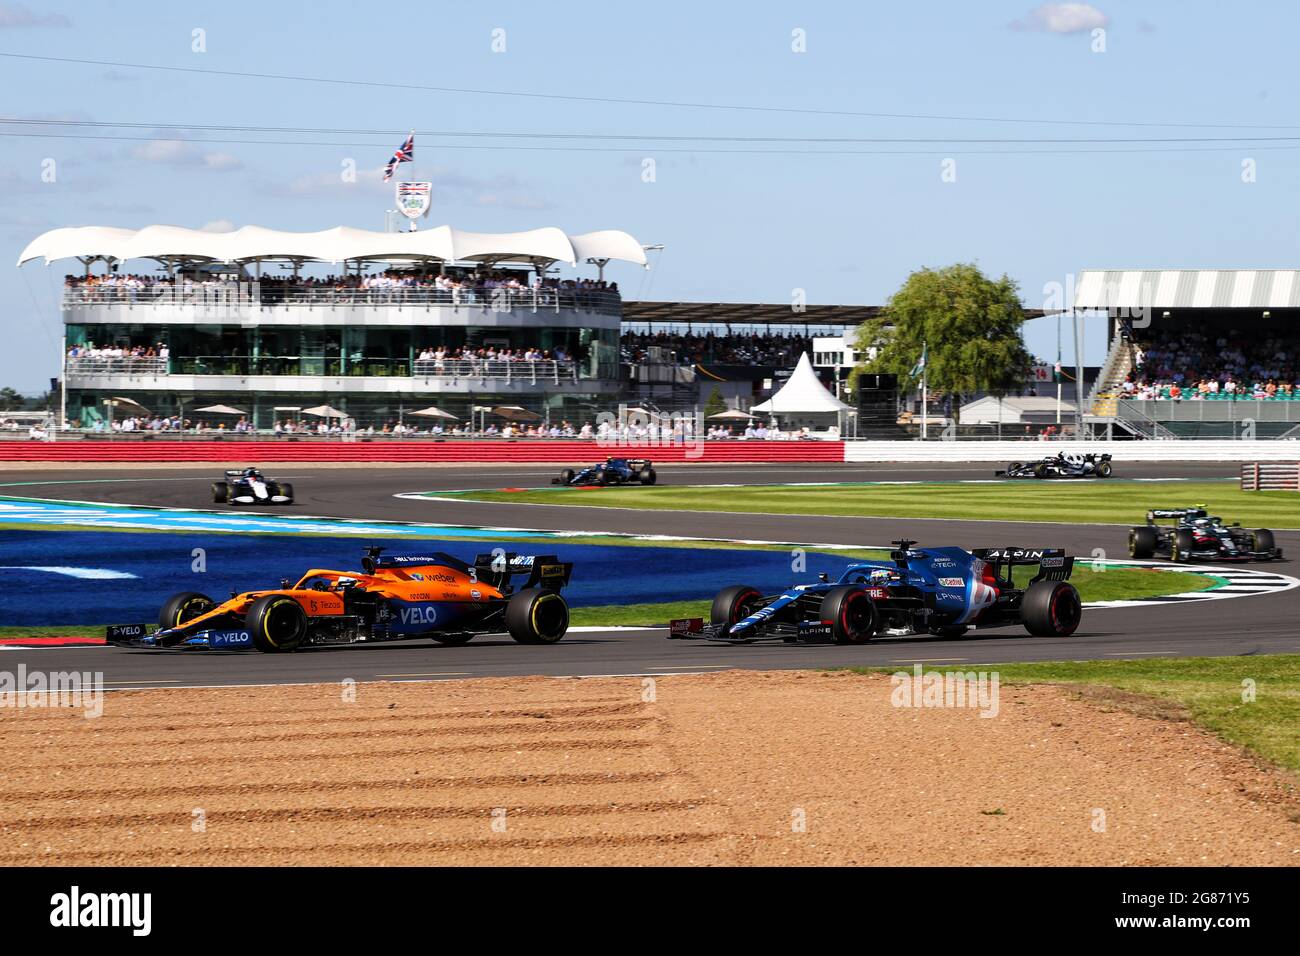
{"left": 159, "top": 591, "right": 216, "bottom": 630}
{"left": 505, "top": 588, "right": 569, "bottom": 645}
{"left": 1021, "top": 580, "right": 1082, "bottom": 637}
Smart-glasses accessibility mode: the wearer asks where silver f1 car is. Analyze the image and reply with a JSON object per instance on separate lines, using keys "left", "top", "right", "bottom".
{"left": 669, "top": 539, "right": 1082, "bottom": 644}
{"left": 211, "top": 467, "right": 294, "bottom": 506}
{"left": 1129, "top": 507, "right": 1281, "bottom": 562}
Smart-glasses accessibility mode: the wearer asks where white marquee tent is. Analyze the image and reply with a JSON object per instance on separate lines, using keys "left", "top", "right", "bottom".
{"left": 752, "top": 353, "right": 853, "bottom": 415}
{"left": 17, "top": 224, "right": 648, "bottom": 268}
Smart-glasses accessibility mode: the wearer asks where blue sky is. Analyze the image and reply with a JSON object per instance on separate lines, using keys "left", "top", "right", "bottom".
{"left": 3, "top": 0, "right": 1299, "bottom": 391}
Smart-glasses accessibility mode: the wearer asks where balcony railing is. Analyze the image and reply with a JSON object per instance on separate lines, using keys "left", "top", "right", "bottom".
{"left": 64, "top": 356, "right": 169, "bottom": 376}
{"left": 61, "top": 285, "right": 622, "bottom": 315}
{"left": 68, "top": 354, "right": 582, "bottom": 383}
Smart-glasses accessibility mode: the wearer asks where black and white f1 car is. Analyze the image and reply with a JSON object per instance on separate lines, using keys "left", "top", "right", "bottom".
{"left": 668, "top": 540, "right": 1081, "bottom": 644}
{"left": 211, "top": 467, "right": 294, "bottom": 506}
{"left": 1128, "top": 507, "right": 1281, "bottom": 562}
{"left": 552, "top": 457, "right": 657, "bottom": 486}
{"left": 996, "top": 452, "right": 1112, "bottom": 479}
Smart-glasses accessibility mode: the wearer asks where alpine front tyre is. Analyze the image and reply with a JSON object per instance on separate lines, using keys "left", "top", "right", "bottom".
{"left": 505, "top": 588, "right": 569, "bottom": 644}
{"left": 245, "top": 595, "right": 308, "bottom": 652}
{"left": 819, "top": 586, "right": 878, "bottom": 645}
{"left": 1021, "top": 580, "right": 1082, "bottom": 637}
{"left": 711, "top": 585, "right": 763, "bottom": 628}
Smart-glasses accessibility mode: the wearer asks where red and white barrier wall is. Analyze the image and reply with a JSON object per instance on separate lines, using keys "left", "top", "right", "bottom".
{"left": 0, "top": 439, "right": 845, "bottom": 463}
{"left": 0, "top": 438, "right": 1293, "bottom": 464}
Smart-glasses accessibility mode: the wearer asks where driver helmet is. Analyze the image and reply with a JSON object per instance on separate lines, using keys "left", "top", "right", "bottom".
{"left": 242, "top": 466, "right": 262, "bottom": 479}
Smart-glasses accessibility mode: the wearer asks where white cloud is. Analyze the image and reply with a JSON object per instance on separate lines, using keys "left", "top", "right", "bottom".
{"left": 199, "top": 219, "right": 236, "bottom": 233}
{"left": 0, "top": 3, "right": 70, "bottom": 28}
{"left": 130, "top": 139, "right": 243, "bottom": 171}
{"left": 1010, "top": 3, "right": 1108, "bottom": 34}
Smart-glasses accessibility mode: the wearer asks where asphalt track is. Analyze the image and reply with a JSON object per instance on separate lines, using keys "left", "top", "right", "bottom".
{"left": 2, "top": 460, "right": 1297, "bottom": 687}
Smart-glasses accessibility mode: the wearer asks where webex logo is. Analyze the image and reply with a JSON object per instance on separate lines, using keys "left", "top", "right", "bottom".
{"left": 49, "top": 886, "right": 151, "bottom": 937}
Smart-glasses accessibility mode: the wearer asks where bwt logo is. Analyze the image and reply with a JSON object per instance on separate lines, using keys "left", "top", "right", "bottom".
{"left": 400, "top": 606, "right": 438, "bottom": 625}
{"left": 50, "top": 886, "right": 151, "bottom": 936}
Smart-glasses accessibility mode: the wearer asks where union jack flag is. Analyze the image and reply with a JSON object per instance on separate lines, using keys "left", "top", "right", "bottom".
{"left": 383, "top": 132, "right": 415, "bottom": 182}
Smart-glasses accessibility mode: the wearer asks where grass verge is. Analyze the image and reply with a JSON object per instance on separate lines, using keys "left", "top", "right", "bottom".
{"left": 845, "top": 655, "right": 1300, "bottom": 774}
{"left": 443, "top": 480, "right": 1300, "bottom": 528}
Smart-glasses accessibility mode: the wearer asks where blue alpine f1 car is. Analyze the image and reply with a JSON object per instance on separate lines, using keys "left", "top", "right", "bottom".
{"left": 668, "top": 540, "right": 1082, "bottom": 644}
{"left": 552, "top": 457, "right": 657, "bottom": 486}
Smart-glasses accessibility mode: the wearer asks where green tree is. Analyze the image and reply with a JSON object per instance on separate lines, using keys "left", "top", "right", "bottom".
{"left": 850, "top": 263, "right": 1031, "bottom": 411}
{"left": 702, "top": 385, "right": 727, "bottom": 419}
{"left": 0, "top": 387, "right": 24, "bottom": 411}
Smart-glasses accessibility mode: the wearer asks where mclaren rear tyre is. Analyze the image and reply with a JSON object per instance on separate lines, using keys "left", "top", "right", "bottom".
{"left": 1253, "top": 529, "right": 1276, "bottom": 556}
{"left": 159, "top": 591, "right": 216, "bottom": 630}
{"left": 1096, "top": 461, "right": 1113, "bottom": 478}
{"left": 1021, "top": 580, "right": 1082, "bottom": 637}
{"left": 246, "top": 595, "right": 308, "bottom": 653}
{"left": 1170, "top": 528, "right": 1196, "bottom": 563}
{"left": 640, "top": 467, "right": 658, "bottom": 486}
{"left": 506, "top": 588, "right": 569, "bottom": 645}
{"left": 210, "top": 481, "right": 229, "bottom": 504}
{"left": 710, "top": 584, "right": 764, "bottom": 628}
{"left": 819, "top": 586, "right": 878, "bottom": 645}
{"left": 1129, "top": 526, "right": 1158, "bottom": 559}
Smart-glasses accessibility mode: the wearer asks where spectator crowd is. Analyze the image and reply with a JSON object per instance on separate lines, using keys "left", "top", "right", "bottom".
{"left": 621, "top": 330, "right": 812, "bottom": 367}
{"left": 1120, "top": 324, "right": 1300, "bottom": 400}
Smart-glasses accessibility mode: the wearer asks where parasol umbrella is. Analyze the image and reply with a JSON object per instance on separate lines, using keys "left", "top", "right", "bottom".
{"left": 491, "top": 405, "right": 542, "bottom": 422}
{"left": 409, "top": 406, "right": 460, "bottom": 420}
{"left": 707, "top": 409, "right": 758, "bottom": 421}
{"left": 195, "top": 404, "right": 248, "bottom": 415}
{"left": 302, "top": 404, "right": 348, "bottom": 419}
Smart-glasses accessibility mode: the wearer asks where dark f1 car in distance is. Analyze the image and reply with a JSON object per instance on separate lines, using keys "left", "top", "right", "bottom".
{"left": 668, "top": 539, "right": 1081, "bottom": 644}
{"left": 553, "top": 457, "right": 657, "bottom": 486}
{"left": 106, "top": 547, "right": 573, "bottom": 652}
{"left": 996, "top": 452, "right": 1113, "bottom": 479}
{"left": 212, "top": 467, "right": 294, "bottom": 505}
{"left": 1129, "top": 507, "right": 1281, "bottom": 562}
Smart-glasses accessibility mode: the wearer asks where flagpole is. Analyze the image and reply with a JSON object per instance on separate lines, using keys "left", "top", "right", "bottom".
{"left": 920, "top": 340, "right": 928, "bottom": 441}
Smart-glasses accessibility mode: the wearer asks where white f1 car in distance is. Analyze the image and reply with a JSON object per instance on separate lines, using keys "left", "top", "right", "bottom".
{"left": 211, "top": 467, "right": 294, "bottom": 506}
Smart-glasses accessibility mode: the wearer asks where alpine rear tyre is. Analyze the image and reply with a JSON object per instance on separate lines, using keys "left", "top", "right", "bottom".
{"left": 819, "top": 586, "right": 878, "bottom": 645}
{"left": 1021, "top": 580, "right": 1082, "bottom": 637}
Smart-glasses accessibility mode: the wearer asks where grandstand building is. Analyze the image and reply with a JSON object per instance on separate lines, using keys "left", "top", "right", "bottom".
{"left": 20, "top": 224, "right": 646, "bottom": 429}
{"left": 1076, "top": 269, "right": 1300, "bottom": 439}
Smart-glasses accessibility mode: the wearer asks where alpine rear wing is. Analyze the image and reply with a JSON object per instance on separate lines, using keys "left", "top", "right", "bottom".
{"left": 972, "top": 547, "right": 1074, "bottom": 583}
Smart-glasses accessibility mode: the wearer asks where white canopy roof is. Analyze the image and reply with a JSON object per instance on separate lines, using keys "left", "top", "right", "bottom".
{"left": 751, "top": 353, "right": 854, "bottom": 415}
{"left": 17, "top": 224, "right": 647, "bottom": 268}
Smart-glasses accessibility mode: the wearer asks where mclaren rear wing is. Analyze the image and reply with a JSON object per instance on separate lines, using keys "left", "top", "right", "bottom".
{"left": 972, "top": 547, "right": 1075, "bottom": 583}
{"left": 472, "top": 552, "right": 573, "bottom": 590}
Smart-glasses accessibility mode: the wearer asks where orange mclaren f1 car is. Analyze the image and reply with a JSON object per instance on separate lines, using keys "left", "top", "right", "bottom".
{"left": 107, "top": 547, "right": 573, "bottom": 651}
